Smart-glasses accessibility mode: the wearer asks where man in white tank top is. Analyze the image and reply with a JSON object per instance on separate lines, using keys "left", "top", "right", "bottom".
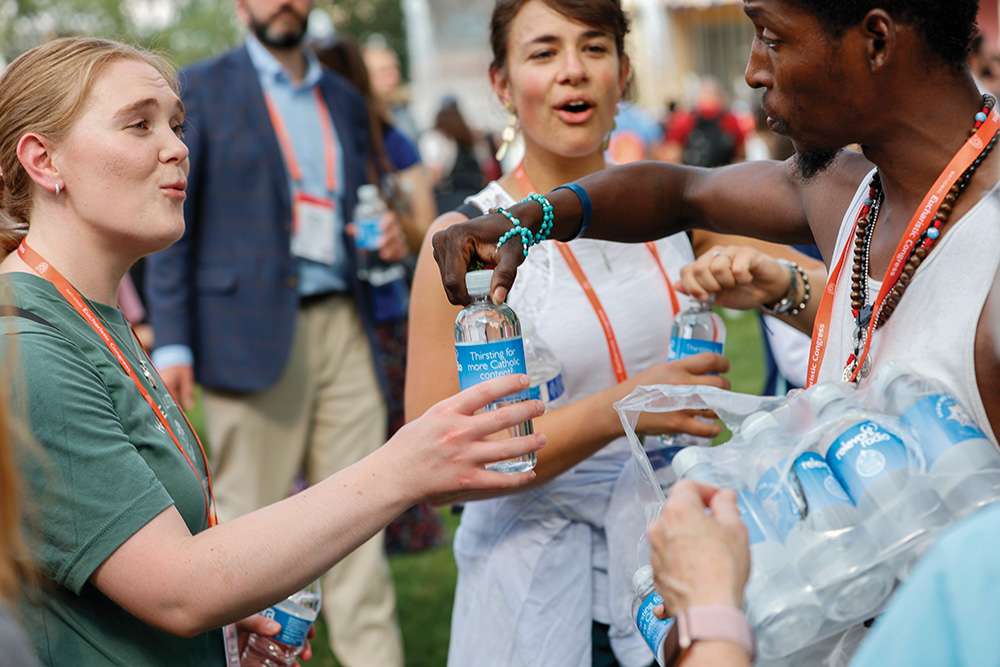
{"left": 433, "top": 0, "right": 1000, "bottom": 448}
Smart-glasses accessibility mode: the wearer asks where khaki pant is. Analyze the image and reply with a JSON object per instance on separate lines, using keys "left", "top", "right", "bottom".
{"left": 204, "top": 295, "right": 403, "bottom": 667}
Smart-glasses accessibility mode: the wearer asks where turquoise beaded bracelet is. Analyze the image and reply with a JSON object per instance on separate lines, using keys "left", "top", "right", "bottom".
{"left": 494, "top": 193, "right": 556, "bottom": 256}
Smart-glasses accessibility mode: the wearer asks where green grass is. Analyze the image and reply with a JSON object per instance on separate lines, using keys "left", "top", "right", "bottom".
{"left": 191, "top": 307, "right": 765, "bottom": 666}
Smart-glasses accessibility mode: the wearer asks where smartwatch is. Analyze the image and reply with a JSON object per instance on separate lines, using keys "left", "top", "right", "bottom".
{"left": 662, "top": 606, "right": 756, "bottom": 666}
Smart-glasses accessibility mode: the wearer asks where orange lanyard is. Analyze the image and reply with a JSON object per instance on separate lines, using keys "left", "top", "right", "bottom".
{"left": 513, "top": 163, "right": 680, "bottom": 383}
{"left": 806, "top": 104, "right": 1000, "bottom": 387}
{"left": 264, "top": 87, "right": 338, "bottom": 193}
{"left": 18, "top": 241, "right": 218, "bottom": 528}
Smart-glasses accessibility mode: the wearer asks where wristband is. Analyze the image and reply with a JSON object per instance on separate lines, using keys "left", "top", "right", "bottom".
{"left": 553, "top": 183, "right": 592, "bottom": 241}
{"left": 663, "top": 605, "right": 756, "bottom": 666}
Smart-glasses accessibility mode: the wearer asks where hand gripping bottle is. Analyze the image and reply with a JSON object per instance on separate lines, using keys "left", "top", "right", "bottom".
{"left": 671, "top": 446, "right": 822, "bottom": 659}
{"left": 808, "top": 384, "right": 951, "bottom": 564}
{"left": 631, "top": 565, "right": 673, "bottom": 666}
{"left": 454, "top": 269, "right": 535, "bottom": 473}
{"left": 241, "top": 581, "right": 322, "bottom": 667}
{"left": 745, "top": 411, "right": 895, "bottom": 623}
{"left": 871, "top": 363, "right": 1000, "bottom": 518}
{"left": 520, "top": 316, "right": 568, "bottom": 409}
{"left": 661, "top": 297, "right": 726, "bottom": 448}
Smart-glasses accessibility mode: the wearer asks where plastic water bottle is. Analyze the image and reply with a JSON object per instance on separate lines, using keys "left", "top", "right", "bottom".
{"left": 353, "top": 184, "right": 407, "bottom": 287}
{"left": 454, "top": 269, "right": 535, "bottom": 473}
{"left": 871, "top": 363, "right": 1000, "bottom": 518}
{"left": 521, "top": 316, "right": 568, "bottom": 409}
{"left": 241, "top": 581, "right": 322, "bottom": 667}
{"left": 672, "top": 446, "right": 822, "bottom": 659}
{"left": 744, "top": 412, "right": 894, "bottom": 622}
{"left": 631, "top": 565, "right": 673, "bottom": 666}
{"left": 661, "top": 296, "right": 726, "bottom": 448}
{"left": 808, "top": 384, "right": 950, "bottom": 560}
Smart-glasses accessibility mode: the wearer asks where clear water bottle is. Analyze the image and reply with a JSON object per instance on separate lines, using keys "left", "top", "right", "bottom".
{"left": 241, "top": 580, "right": 322, "bottom": 667}
{"left": 809, "top": 384, "right": 951, "bottom": 562}
{"left": 871, "top": 363, "right": 1000, "bottom": 518}
{"left": 454, "top": 269, "right": 535, "bottom": 473}
{"left": 745, "top": 411, "right": 894, "bottom": 623}
{"left": 661, "top": 296, "right": 726, "bottom": 448}
{"left": 521, "top": 316, "right": 568, "bottom": 409}
{"left": 631, "top": 564, "right": 673, "bottom": 666}
{"left": 672, "top": 446, "right": 823, "bottom": 659}
{"left": 353, "top": 184, "right": 408, "bottom": 287}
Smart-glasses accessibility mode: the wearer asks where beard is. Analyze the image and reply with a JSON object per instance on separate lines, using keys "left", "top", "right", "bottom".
{"left": 249, "top": 8, "right": 309, "bottom": 49}
{"left": 792, "top": 147, "right": 842, "bottom": 181}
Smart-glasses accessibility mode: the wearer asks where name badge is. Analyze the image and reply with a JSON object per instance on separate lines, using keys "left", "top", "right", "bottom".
{"left": 291, "top": 191, "right": 337, "bottom": 265}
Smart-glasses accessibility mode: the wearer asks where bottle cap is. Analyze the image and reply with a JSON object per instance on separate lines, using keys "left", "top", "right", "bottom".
{"left": 632, "top": 564, "right": 654, "bottom": 592}
{"left": 740, "top": 411, "right": 780, "bottom": 442}
{"left": 465, "top": 269, "right": 494, "bottom": 296}
{"left": 671, "top": 445, "right": 711, "bottom": 479}
{"left": 807, "top": 383, "right": 848, "bottom": 415}
{"left": 357, "top": 183, "right": 380, "bottom": 201}
{"left": 868, "top": 361, "right": 913, "bottom": 407}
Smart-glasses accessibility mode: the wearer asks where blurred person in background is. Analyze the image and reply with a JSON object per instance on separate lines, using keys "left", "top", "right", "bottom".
{"left": 419, "top": 95, "right": 496, "bottom": 213}
{"left": 313, "top": 32, "right": 445, "bottom": 554}
{"left": 660, "top": 76, "right": 747, "bottom": 167}
{"left": 363, "top": 36, "right": 422, "bottom": 147}
{"left": 314, "top": 32, "right": 437, "bottom": 253}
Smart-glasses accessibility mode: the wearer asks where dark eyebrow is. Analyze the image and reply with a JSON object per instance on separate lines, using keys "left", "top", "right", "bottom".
{"left": 524, "top": 28, "right": 612, "bottom": 47}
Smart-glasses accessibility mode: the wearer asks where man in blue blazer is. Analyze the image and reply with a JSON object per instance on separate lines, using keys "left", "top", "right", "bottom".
{"left": 145, "top": 0, "right": 403, "bottom": 664}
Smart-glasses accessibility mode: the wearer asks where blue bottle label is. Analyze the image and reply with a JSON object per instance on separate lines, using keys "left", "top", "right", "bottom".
{"left": 793, "top": 451, "right": 854, "bottom": 511}
{"left": 259, "top": 605, "right": 312, "bottom": 648}
{"left": 826, "top": 421, "right": 909, "bottom": 503}
{"left": 737, "top": 490, "right": 781, "bottom": 546}
{"left": 529, "top": 373, "right": 565, "bottom": 404}
{"left": 668, "top": 337, "right": 723, "bottom": 361}
{"left": 546, "top": 373, "right": 565, "bottom": 403}
{"left": 901, "top": 393, "right": 988, "bottom": 465}
{"left": 455, "top": 339, "right": 529, "bottom": 402}
{"left": 354, "top": 214, "right": 382, "bottom": 251}
{"left": 754, "top": 459, "right": 803, "bottom": 540}
{"left": 636, "top": 591, "right": 674, "bottom": 659}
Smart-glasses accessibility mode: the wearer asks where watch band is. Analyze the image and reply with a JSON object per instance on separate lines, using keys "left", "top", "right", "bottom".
{"left": 759, "top": 258, "right": 810, "bottom": 316}
{"left": 663, "top": 605, "right": 756, "bottom": 665}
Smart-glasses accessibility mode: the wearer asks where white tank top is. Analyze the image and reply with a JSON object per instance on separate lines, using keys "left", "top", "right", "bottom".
{"left": 818, "top": 170, "right": 1000, "bottom": 444}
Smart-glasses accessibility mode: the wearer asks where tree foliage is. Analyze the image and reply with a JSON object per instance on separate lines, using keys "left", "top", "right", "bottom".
{"left": 1, "top": 0, "right": 406, "bottom": 72}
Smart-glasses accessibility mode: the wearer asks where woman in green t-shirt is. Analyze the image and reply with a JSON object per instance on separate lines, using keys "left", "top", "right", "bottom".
{"left": 0, "top": 37, "right": 545, "bottom": 666}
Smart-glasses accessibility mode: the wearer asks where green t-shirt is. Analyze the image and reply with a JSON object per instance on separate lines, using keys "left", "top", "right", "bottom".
{"left": 3, "top": 274, "right": 224, "bottom": 666}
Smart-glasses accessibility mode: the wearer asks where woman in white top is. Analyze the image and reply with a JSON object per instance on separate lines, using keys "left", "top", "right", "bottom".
{"left": 403, "top": 0, "right": 767, "bottom": 664}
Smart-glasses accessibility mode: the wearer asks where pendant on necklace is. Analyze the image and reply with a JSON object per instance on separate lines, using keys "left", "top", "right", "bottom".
{"left": 138, "top": 358, "right": 158, "bottom": 389}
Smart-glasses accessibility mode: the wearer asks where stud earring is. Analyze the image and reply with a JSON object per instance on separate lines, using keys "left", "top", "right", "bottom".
{"left": 495, "top": 104, "right": 518, "bottom": 162}
{"left": 54, "top": 183, "right": 60, "bottom": 195}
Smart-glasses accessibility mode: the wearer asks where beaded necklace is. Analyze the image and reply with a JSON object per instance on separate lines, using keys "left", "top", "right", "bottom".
{"left": 843, "top": 94, "right": 999, "bottom": 381}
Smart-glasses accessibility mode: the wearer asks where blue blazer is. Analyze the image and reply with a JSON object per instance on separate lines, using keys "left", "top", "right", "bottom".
{"left": 146, "top": 45, "right": 385, "bottom": 394}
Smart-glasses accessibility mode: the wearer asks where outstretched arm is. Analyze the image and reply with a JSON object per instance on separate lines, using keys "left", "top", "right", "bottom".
{"left": 91, "top": 375, "right": 545, "bottom": 638}
{"left": 432, "top": 154, "right": 873, "bottom": 306}
{"left": 432, "top": 160, "right": 815, "bottom": 306}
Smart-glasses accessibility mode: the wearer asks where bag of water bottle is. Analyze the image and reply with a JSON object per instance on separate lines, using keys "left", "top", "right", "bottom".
{"left": 613, "top": 364, "right": 1000, "bottom": 664}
